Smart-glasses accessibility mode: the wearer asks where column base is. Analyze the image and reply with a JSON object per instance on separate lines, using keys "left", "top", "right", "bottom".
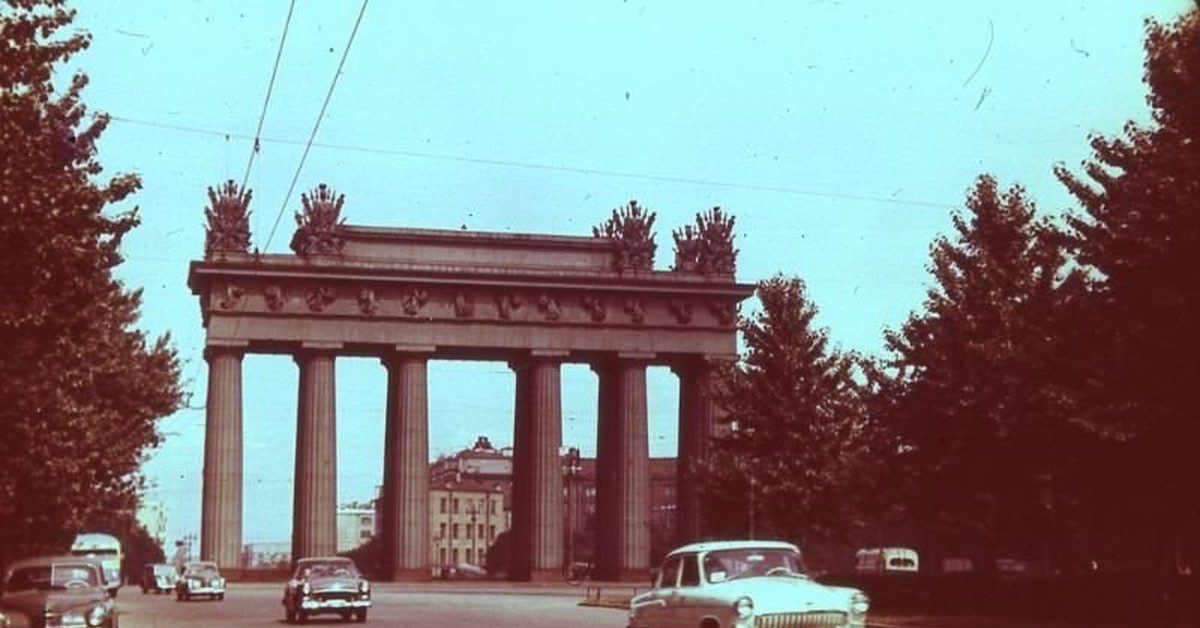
{"left": 389, "top": 568, "right": 432, "bottom": 582}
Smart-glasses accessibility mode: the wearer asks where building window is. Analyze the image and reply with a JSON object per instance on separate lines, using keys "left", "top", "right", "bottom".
{"left": 360, "top": 529, "right": 372, "bottom": 539}
{"left": 439, "top": 522, "right": 447, "bottom": 538}
{"left": 489, "top": 500, "right": 496, "bottom": 515}
{"left": 440, "top": 497, "right": 447, "bottom": 514}
{"left": 439, "top": 548, "right": 447, "bottom": 565}
{"left": 452, "top": 523, "right": 459, "bottom": 539}
{"left": 467, "top": 524, "right": 473, "bottom": 539}
{"left": 478, "top": 524, "right": 484, "bottom": 539}
{"left": 451, "top": 548, "right": 459, "bottom": 564}
{"left": 360, "top": 516, "right": 371, "bottom": 526}
{"left": 489, "top": 524, "right": 495, "bottom": 540}
{"left": 452, "top": 498, "right": 459, "bottom": 513}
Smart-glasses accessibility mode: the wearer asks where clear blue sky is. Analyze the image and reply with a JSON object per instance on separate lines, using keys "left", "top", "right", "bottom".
{"left": 58, "top": 0, "right": 1188, "bottom": 546}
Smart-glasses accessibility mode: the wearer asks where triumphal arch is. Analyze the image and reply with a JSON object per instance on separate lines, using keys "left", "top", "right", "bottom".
{"left": 189, "top": 182, "right": 753, "bottom": 581}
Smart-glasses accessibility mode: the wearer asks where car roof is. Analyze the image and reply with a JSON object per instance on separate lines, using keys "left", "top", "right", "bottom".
{"left": 666, "top": 540, "right": 800, "bottom": 556}
{"left": 4, "top": 555, "right": 105, "bottom": 573}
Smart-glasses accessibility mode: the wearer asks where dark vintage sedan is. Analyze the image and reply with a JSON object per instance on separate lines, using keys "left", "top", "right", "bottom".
{"left": 282, "top": 557, "right": 370, "bottom": 623}
{"left": 175, "top": 562, "right": 225, "bottom": 601}
{"left": 629, "top": 540, "right": 869, "bottom": 628}
{"left": 0, "top": 556, "right": 117, "bottom": 628}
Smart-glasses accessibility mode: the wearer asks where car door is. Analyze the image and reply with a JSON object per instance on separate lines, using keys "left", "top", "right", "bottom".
{"left": 665, "top": 553, "right": 702, "bottom": 628}
{"left": 636, "top": 555, "right": 681, "bottom": 628}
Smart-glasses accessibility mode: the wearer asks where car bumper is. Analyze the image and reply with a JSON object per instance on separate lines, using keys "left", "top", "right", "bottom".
{"left": 299, "top": 597, "right": 371, "bottom": 611}
{"left": 183, "top": 586, "right": 225, "bottom": 595}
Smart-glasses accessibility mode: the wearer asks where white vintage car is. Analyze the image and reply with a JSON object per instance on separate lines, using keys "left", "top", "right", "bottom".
{"left": 282, "top": 557, "right": 371, "bottom": 623}
{"left": 629, "top": 540, "right": 869, "bottom": 628}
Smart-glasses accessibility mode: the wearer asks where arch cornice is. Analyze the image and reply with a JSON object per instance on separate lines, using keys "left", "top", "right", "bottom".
{"left": 189, "top": 225, "right": 753, "bottom": 361}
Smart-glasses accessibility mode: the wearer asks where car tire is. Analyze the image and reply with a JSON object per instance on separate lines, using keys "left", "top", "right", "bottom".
{"left": 216, "top": 593, "right": 225, "bottom": 601}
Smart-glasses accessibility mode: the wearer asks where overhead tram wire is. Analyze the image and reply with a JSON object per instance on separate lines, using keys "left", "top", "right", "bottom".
{"left": 241, "top": 0, "right": 298, "bottom": 193}
{"left": 105, "top": 115, "right": 954, "bottom": 212}
{"left": 262, "top": 0, "right": 370, "bottom": 253}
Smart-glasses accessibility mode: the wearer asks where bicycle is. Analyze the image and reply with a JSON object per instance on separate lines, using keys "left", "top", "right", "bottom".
{"left": 564, "top": 561, "right": 592, "bottom": 586}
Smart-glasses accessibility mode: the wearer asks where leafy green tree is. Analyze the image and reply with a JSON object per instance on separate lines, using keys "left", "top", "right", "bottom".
{"left": 882, "top": 175, "right": 1088, "bottom": 568}
{"left": 1054, "top": 8, "right": 1200, "bottom": 575}
{"left": 699, "top": 275, "right": 877, "bottom": 561}
{"left": 0, "top": 0, "right": 183, "bottom": 567}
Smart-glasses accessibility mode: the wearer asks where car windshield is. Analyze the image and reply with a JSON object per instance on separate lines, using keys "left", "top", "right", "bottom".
{"left": 183, "top": 563, "right": 219, "bottom": 576}
{"left": 703, "top": 548, "right": 808, "bottom": 583}
{"left": 4, "top": 564, "right": 100, "bottom": 592}
{"left": 297, "top": 561, "right": 357, "bottom": 579}
{"left": 152, "top": 565, "right": 176, "bottom": 575}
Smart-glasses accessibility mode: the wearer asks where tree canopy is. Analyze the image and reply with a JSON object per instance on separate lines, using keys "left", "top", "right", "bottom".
{"left": 699, "top": 275, "right": 878, "bottom": 564}
{"left": 0, "top": 0, "right": 183, "bottom": 566}
{"left": 1054, "top": 9, "right": 1200, "bottom": 574}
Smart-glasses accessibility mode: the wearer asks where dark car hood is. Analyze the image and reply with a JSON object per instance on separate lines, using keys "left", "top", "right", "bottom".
{"left": 0, "top": 588, "right": 104, "bottom": 617}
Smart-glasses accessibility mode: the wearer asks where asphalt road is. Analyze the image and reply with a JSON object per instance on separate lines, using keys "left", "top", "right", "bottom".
{"left": 116, "top": 582, "right": 628, "bottom": 628}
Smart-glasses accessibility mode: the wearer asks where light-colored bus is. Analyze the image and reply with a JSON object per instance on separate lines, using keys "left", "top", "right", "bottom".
{"left": 855, "top": 547, "right": 919, "bottom": 574}
{"left": 71, "top": 532, "right": 123, "bottom": 593}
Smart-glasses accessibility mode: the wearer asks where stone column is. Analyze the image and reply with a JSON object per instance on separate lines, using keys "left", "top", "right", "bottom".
{"left": 200, "top": 345, "right": 244, "bottom": 570}
{"left": 381, "top": 349, "right": 432, "bottom": 581}
{"left": 594, "top": 354, "right": 651, "bottom": 581}
{"left": 674, "top": 357, "right": 717, "bottom": 545}
{"left": 292, "top": 346, "right": 339, "bottom": 562}
{"left": 509, "top": 352, "right": 565, "bottom": 581}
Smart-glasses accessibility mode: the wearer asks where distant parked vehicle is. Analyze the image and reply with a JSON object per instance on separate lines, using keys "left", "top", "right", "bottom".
{"left": 175, "top": 562, "right": 225, "bottom": 601}
{"left": 855, "top": 547, "right": 919, "bottom": 574}
{"left": 70, "top": 533, "right": 123, "bottom": 596}
{"left": 141, "top": 564, "right": 177, "bottom": 594}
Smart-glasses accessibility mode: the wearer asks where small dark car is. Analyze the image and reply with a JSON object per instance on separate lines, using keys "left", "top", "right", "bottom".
{"left": 282, "top": 557, "right": 370, "bottom": 623}
{"left": 141, "top": 564, "right": 176, "bottom": 594}
{"left": 0, "top": 556, "right": 117, "bottom": 628}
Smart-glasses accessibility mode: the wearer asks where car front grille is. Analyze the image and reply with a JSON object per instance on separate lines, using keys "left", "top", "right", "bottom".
{"left": 756, "top": 611, "right": 849, "bottom": 628}
{"left": 314, "top": 590, "right": 356, "bottom": 602}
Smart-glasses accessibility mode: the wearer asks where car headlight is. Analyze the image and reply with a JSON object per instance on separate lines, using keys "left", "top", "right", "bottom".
{"left": 87, "top": 604, "right": 108, "bottom": 627}
{"left": 733, "top": 596, "right": 754, "bottom": 619}
{"left": 301, "top": 582, "right": 312, "bottom": 596}
{"left": 214, "top": 577, "right": 225, "bottom": 587}
{"left": 358, "top": 580, "right": 370, "bottom": 594}
{"left": 851, "top": 591, "right": 870, "bottom": 616}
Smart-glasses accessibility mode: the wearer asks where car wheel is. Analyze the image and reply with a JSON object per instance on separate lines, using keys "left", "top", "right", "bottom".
{"left": 353, "top": 609, "right": 367, "bottom": 623}
{"left": 217, "top": 593, "right": 225, "bottom": 601}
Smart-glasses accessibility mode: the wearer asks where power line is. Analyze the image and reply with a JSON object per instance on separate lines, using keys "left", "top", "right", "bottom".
{"left": 241, "top": 0, "right": 298, "bottom": 192}
{"left": 263, "top": 0, "right": 370, "bottom": 253}
{"left": 107, "top": 114, "right": 957, "bottom": 213}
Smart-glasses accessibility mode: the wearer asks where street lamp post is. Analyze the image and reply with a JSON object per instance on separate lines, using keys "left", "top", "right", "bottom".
{"left": 564, "top": 446, "right": 582, "bottom": 574}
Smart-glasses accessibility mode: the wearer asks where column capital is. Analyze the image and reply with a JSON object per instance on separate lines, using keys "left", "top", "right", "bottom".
{"left": 509, "top": 350, "right": 568, "bottom": 372}
{"left": 203, "top": 342, "right": 247, "bottom": 362}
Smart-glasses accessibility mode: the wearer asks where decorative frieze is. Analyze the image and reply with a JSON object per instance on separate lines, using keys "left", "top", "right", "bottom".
{"left": 358, "top": 288, "right": 380, "bottom": 315}
{"left": 582, "top": 296, "right": 607, "bottom": 322}
{"left": 623, "top": 298, "right": 646, "bottom": 324}
{"left": 496, "top": 293, "right": 524, "bottom": 320}
{"left": 668, "top": 298, "right": 693, "bottom": 324}
{"left": 306, "top": 286, "right": 336, "bottom": 312}
{"left": 453, "top": 292, "right": 475, "bottom": 318}
{"left": 708, "top": 301, "right": 737, "bottom": 326}
{"left": 401, "top": 289, "right": 429, "bottom": 317}
{"left": 538, "top": 295, "right": 562, "bottom": 321}
{"left": 265, "top": 285, "right": 287, "bottom": 312}
{"left": 219, "top": 285, "right": 245, "bottom": 310}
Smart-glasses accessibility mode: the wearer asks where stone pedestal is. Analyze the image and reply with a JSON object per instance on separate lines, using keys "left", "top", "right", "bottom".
{"left": 292, "top": 350, "right": 338, "bottom": 562}
{"left": 200, "top": 347, "right": 244, "bottom": 569}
